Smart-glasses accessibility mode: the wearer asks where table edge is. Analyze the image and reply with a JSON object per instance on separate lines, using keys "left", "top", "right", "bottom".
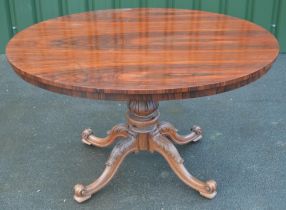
{"left": 7, "top": 55, "right": 277, "bottom": 101}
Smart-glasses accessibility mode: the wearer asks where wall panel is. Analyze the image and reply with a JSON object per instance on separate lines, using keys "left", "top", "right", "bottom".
{"left": 93, "top": 0, "right": 114, "bottom": 10}
{"left": 119, "top": 0, "right": 141, "bottom": 8}
{"left": 66, "top": 0, "right": 88, "bottom": 14}
{"left": 39, "top": 0, "right": 61, "bottom": 20}
{"left": 277, "top": 0, "right": 286, "bottom": 51}
{"left": 13, "top": 0, "right": 35, "bottom": 31}
{"left": 173, "top": 0, "right": 195, "bottom": 9}
{"left": 226, "top": 0, "right": 248, "bottom": 19}
{"left": 0, "top": 0, "right": 12, "bottom": 50}
{"left": 146, "top": 0, "right": 169, "bottom": 8}
{"left": 200, "top": 0, "right": 220, "bottom": 13}
{"left": 252, "top": 0, "right": 275, "bottom": 31}
{"left": 0, "top": 0, "right": 285, "bottom": 53}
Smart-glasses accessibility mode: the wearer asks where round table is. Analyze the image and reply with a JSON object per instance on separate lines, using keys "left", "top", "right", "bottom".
{"left": 6, "top": 8, "right": 279, "bottom": 203}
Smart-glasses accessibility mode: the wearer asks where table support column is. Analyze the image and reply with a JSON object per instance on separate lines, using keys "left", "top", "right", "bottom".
{"left": 74, "top": 99, "right": 217, "bottom": 203}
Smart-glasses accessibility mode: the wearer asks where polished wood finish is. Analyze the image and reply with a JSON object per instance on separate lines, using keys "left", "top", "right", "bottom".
{"left": 74, "top": 99, "right": 216, "bottom": 203}
{"left": 6, "top": 8, "right": 279, "bottom": 101}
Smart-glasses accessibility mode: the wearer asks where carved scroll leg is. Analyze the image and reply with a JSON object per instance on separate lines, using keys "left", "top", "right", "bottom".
{"left": 74, "top": 136, "right": 138, "bottom": 203}
{"left": 150, "top": 134, "right": 217, "bottom": 199}
{"left": 81, "top": 123, "right": 128, "bottom": 148}
{"left": 159, "top": 122, "right": 202, "bottom": 145}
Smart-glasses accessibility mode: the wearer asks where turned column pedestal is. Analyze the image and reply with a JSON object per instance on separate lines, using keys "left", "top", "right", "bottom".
{"left": 74, "top": 100, "right": 217, "bottom": 203}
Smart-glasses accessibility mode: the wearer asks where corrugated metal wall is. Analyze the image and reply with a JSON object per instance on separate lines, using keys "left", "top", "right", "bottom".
{"left": 1, "top": 0, "right": 285, "bottom": 53}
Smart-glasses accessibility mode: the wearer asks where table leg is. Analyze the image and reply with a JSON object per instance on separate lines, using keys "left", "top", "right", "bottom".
{"left": 74, "top": 136, "right": 138, "bottom": 203}
{"left": 159, "top": 121, "right": 202, "bottom": 145}
{"left": 81, "top": 124, "right": 128, "bottom": 148}
{"left": 150, "top": 133, "right": 217, "bottom": 199}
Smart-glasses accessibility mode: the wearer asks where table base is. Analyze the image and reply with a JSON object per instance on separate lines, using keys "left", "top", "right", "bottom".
{"left": 73, "top": 100, "right": 217, "bottom": 203}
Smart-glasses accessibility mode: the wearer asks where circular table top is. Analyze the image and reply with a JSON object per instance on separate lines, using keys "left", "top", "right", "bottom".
{"left": 6, "top": 8, "right": 279, "bottom": 101}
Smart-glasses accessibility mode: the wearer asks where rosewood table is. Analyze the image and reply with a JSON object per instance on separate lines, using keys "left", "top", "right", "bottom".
{"left": 6, "top": 8, "right": 279, "bottom": 203}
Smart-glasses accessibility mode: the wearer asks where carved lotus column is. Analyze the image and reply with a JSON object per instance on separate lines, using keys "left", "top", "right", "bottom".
{"left": 127, "top": 99, "right": 160, "bottom": 151}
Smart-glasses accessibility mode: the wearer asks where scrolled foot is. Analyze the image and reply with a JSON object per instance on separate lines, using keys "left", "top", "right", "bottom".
{"left": 73, "top": 184, "right": 91, "bottom": 203}
{"left": 150, "top": 134, "right": 216, "bottom": 199}
{"left": 81, "top": 128, "right": 93, "bottom": 145}
{"left": 159, "top": 122, "right": 203, "bottom": 145}
{"left": 199, "top": 180, "right": 217, "bottom": 199}
{"left": 191, "top": 125, "right": 203, "bottom": 142}
{"left": 81, "top": 124, "right": 128, "bottom": 148}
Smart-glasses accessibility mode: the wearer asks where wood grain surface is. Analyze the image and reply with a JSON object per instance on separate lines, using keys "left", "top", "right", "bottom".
{"left": 6, "top": 8, "right": 279, "bottom": 101}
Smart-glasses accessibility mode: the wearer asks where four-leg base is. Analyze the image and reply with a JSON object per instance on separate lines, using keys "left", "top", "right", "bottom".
{"left": 73, "top": 100, "right": 217, "bottom": 203}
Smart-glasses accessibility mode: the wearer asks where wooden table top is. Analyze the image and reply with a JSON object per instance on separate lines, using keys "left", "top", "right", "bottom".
{"left": 6, "top": 8, "right": 279, "bottom": 101}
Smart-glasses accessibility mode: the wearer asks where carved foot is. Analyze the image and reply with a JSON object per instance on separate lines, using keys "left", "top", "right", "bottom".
{"left": 199, "top": 180, "right": 217, "bottom": 199}
{"left": 74, "top": 136, "right": 137, "bottom": 203}
{"left": 159, "top": 122, "right": 202, "bottom": 145}
{"left": 150, "top": 134, "right": 217, "bottom": 199}
{"left": 74, "top": 184, "right": 91, "bottom": 203}
{"left": 81, "top": 124, "right": 128, "bottom": 147}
